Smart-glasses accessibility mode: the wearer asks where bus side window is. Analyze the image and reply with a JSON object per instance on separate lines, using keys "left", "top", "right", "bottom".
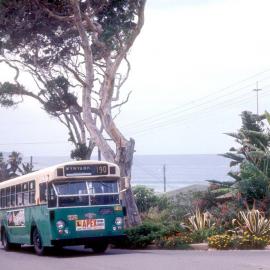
{"left": 29, "top": 180, "right": 35, "bottom": 204}
{"left": 6, "top": 187, "right": 10, "bottom": 208}
{"left": 22, "top": 182, "right": 29, "bottom": 206}
{"left": 0, "top": 189, "right": 6, "bottom": 208}
{"left": 11, "top": 186, "right": 16, "bottom": 207}
{"left": 16, "top": 184, "right": 23, "bottom": 206}
{"left": 40, "top": 183, "right": 47, "bottom": 203}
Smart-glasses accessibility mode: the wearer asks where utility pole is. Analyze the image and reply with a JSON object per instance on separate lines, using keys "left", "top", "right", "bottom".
{"left": 98, "top": 149, "right": 101, "bottom": 161}
{"left": 253, "top": 81, "right": 262, "bottom": 115}
{"left": 163, "top": 164, "right": 166, "bottom": 193}
{"left": 30, "top": 156, "right": 33, "bottom": 169}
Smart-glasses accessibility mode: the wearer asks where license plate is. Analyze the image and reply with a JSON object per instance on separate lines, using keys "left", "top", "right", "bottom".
{"left": 75, "top": 219, "right": 105, "bottom": 231}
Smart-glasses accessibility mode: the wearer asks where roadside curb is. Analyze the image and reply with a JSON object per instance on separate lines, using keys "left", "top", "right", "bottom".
{"left": 190, "top": 243, "right": 208, "bottom": 250}
{"left": 144, "top": 244, "right": 270, "bottom": 251}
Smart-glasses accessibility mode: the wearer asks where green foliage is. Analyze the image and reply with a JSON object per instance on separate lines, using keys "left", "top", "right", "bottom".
{"left": 209, "top": 200, "right": 242, "bottom": 230}
{"left": 232, "top": 208, "right": 270, "bottom": 237}
{"left": 117, "top": 221, "right": 189, "bottom": 249}
{"left": 0, "top": 0, "right": 146, "bottom": 165}
{"left": 238, "top": 177, "right": 269, "bottom": 203}
{"left": 0, "top": 151, "right": 33, "bottom": 182}
{"left": 156, "top": 234, "right": 192, "bottom": 249}
{"left": 70, "top": 143, "right": 91, "bottom": 160}
{"left": 0, "top": 0, "right": 144, "bottom": 66}
{"left": 184, "top": 208, "right": 215, "bottom": 232}
{"left": 44, "top": 76, "right": 77, "bottom": 114}
{"left": 208, "top": 233, "right": 269, "bottom": 250}
{"left": 223, "top": 110, "right": 270, "bottom": 204}
{"left": 0, "top": 82, "right": 25, "bottom": 107}
{"left": 189, "top": 228, "right": 217, "bottom": 243}
{"left": 208, "top": 206, "right": 270, "bottom": 249}
{"left": 236, "top": 160, "right": 270, "bottom": 203}
{"left": 133, "top": 185, "right": 171, "bottom": 214}
{"left": 180, "top": 208, "right": 217, "bottom": 243}
{"left": 143, "top": 207, "right": 172, "bottom": 223}
{"left": 120, "top": 222, "right": 164, "bottom": 249}
{"left": 237, "top": 232, "right": 269, "bottom": 249}
{"left": 133, "top": 185, "right": 158, "bottom": 213}
{"left": 208, "top": 234, "right": 234, "bottom": 249}
{"left": 207, "top": 179, "right": 235, "bottom": 188}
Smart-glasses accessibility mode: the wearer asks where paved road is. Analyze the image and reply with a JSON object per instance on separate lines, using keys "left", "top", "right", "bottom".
{"left": 1, "top": 246, "right": 270, "bottom": 270}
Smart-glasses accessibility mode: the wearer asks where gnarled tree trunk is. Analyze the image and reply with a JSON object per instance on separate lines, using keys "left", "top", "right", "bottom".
{"left": 116, "top": 139, "right": 141, "bottom": 226}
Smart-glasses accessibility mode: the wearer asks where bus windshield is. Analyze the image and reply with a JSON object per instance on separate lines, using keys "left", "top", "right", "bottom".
{"left": 51, "top": 180, "right": 119, "bottom": 207}
{"left": 54, "top": 181, "right": 88, "bottom": 195}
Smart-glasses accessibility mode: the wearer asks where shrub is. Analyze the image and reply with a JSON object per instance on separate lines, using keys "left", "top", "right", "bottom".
{"left": 210, "top": 200, "right": 242, "bottom": 230}
{"left": 208, "top": 234, "right": 234, "bottom": 250}
{"left": 119, "top": 222, "right": 164, "bottom": 249}
{"left": 232, "top": 207, "right": 270, "bottom": 237}
{"left": 237, "top": 232, "right": 269, "bottom": 249}
{"left": 142, "top": 207, "right": 172, "bottom": 223}
{"left": 238, "top": 176, "right": 270, "bottom": 204}
{"left": 188, "top": 208, "right": 214, "bottom": 230}
{"left": 208, "top": 232, "right": 270, "bottom": 250}
{"left": 156, "top": 233, "right": 192, "bottom": 249}
{"left": 189, "top": 228, "right": 217, "bottom": 243}
{"left": 133, "top": 185, "right": 171, "bottom": 214}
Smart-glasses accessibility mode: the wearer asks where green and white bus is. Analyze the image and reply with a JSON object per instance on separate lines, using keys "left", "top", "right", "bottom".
{"left": 0, "top": 160, "right": 126, "bottom": 255}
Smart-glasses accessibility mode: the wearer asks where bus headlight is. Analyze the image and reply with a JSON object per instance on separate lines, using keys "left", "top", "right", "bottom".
{"left": 115, "top": 217, "right": 123, "bottom": 226}
{"left": 56, "top": 220, "right": 66, "bottom": 230}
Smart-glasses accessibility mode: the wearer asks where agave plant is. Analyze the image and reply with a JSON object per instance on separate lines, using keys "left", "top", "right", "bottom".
{"left": 184, "top": 208, "right": 215, "bottom": 232}
{"left": 232, "top": 208, "right": 270, "bottom": 236}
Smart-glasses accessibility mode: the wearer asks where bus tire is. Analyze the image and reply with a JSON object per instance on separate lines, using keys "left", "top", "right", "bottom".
{"left": 1, "top": 229, "right": 12, "bottom": 251}
{"left": 92, "top": 242, "right": 108, "bottom": 254}
{"left": 33, "top": 228, "right": 46, "bottom": 256}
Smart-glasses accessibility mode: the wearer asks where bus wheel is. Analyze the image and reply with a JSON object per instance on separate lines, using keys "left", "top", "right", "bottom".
{"left": 2, "top": 230, "right": 12, "bottom": 251}
{"left": 33, "top": 228, "right": 46, "bottom": 256}
{"left": 92, "top": 242, "right": 108, "bottom": 254}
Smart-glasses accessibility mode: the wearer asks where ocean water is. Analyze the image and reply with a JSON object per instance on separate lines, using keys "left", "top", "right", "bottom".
{"left": 28, "top": 154, "right": 232, "bottom": 192}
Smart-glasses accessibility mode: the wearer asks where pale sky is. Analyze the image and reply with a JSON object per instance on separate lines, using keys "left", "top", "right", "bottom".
{"left": 1, "top": 0, "right": 270, "bottom": 156}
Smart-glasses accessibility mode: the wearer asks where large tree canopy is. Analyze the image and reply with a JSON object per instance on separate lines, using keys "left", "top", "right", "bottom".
{"left": 0, "top": 0, "right": 146, "bottom": 226}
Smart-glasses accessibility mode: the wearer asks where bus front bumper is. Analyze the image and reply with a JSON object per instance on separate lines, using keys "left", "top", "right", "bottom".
{"left": 51, "top": 235, "right": 127, "bottom": 247}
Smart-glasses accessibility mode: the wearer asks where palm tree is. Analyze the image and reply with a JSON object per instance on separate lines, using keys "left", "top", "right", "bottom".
{"left": 223, "top": 111, "right": 270, "bottom": 203}
{"left": 0, "top": 151, "right": 33, "bottom": 181}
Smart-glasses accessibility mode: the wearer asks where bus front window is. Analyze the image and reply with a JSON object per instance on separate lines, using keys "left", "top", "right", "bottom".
{"left": 48, "top": 184, "right": 57, "bottom": 208}
{"left": 54, "top": 181, "right": 89, "bottom": 207}
{"left": 88, "top": 180, "right": 119, "bottom": 206}
{"left": 89, "top": 181, "right": 118, "bottom": 194}
{"left": 54, "top": 182, "right": 87, "bottom": 195}
{"left": 90, "top": 195, "right": 119, "bottom": 205}
{"left": 51, "top": 180, "right": 120, "bottom": 207}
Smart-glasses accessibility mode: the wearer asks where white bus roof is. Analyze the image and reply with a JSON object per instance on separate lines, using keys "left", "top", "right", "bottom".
{"left": 0, "top": 160, "right": 120, "bottom": 188}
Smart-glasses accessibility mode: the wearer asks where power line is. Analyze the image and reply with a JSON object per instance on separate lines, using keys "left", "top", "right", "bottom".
{"left": 131, "top": 85, "right": 270, "bottom": 137}
{"left": 0, "top": 141, "right": 70, "bottom": 146}
{"left": 122, "top": 76, "right": 270, "bottom": 133}
{"left": 120, "top": 68, "right": 270, "bottom": 129}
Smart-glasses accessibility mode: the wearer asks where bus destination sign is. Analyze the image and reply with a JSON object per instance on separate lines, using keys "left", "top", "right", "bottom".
{"left": 64, "top": 164, "right": 108, "bottom": 177}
